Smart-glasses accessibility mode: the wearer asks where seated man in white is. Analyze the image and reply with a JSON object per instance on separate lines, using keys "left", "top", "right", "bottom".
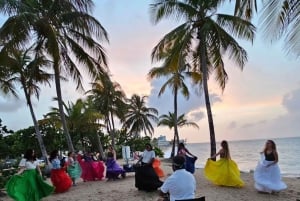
{"left": 158, "top": 155, "right": 196, "bottom": 201}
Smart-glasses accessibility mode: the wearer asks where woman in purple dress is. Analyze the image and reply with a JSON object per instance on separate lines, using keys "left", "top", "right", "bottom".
{"left": 105, "top": 146, "right": 126, "bottom": 181}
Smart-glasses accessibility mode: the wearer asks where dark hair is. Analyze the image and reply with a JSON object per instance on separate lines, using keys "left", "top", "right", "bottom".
{"left": 179, "top": 142, "right": 185, "bottom": 148}
{"left": 107, "top": 152, "right": 114, "bottom": 158}
{"left": 221, "top": 140, "right": 230, "bottom": 159}
{"left": 49, "top": 150, "right": 59, "bottom": 162}
{"left": 68, "top": 151, "right": 73, "bottom": 157}
{"left": 263, "top": 140, "right": 277, "bottom": 153}
{"left": 145, "top": 143, "right": 153, "bottom": 150}
{"left": 172, "top": 155, "right": 185, "bottom": 169}
{"left": 24, "top": 149, "right": 36, "bottom": 161}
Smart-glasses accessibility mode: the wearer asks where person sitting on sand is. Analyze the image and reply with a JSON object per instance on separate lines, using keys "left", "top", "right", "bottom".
{"left": 158, "top": 155, "right": 196, "bottom": 201}
{"left": 204, "top": 140, "right": 244, "bottom": 187}
{"left": 253, "top": 140, "right": 287, "bottom": 193}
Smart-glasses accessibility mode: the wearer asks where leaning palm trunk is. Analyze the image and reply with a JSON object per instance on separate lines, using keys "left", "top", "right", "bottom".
{"left": 54, "top": 66, "right": 74, "bottom": 152}
{"left": 198, "top": 31, "right": 216, "bottom": 160}
{"left": 23, "top": 86, "right": 48, "bottom": 163}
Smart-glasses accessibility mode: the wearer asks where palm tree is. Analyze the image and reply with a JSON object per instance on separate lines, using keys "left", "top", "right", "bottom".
{"left": 123, "top": 94, "right": 159, "bottom": 137}
{"left": 86, "top": 74, "right": 127, "bottom": 148}
{"left": 0, "top": 0, "right": 109, "bottom": 152}
{"left": 0, "top": 47, "right": 52, "bottom": 162}
{"left": 233, "top": 0, "right": 299, "bottom": 58}
{"left": 149, "top": 50, "right": 201, "bottom": 157}
{"left": 45, "top": 98, "right": 106, "bottom": 156}
{"left": 158, "top": 112, "right": 199, "bottom": 157}
{"left": 150, "top": 0, "right": 255, "bottom": 158}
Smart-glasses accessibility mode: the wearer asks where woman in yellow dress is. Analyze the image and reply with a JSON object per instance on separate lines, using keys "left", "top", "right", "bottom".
{"left": 204, "top": 140, "right": 244, "bottom": 187}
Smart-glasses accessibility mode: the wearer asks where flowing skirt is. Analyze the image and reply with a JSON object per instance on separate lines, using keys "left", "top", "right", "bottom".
{"left": 204, "top": 158, "right": 244, "bottom": 187}
{"left": 5, "top": 169, "right": 54, "bottom": 201}
{"left": 67, "top": 161, "right": 82, "bottom": 179}
{"left": 152, "top": 158, "right": 164, "bottom": 178}
{"left": 185, "top": 156, "right": 197, "bottom": 174}
{"left": 134, "top": 165, "right": 163, "bottom": 191}
{"left": 79, "top": 160, "right": 105, "bottom": 181}
{"left": 106, "top": 159, "right": 126, "bottom": 179}
{"left": 50, "top": 169, "right": 72, "bottom": 193}
{"left": 254, "top": 155, "right": 287, "bottom": 193}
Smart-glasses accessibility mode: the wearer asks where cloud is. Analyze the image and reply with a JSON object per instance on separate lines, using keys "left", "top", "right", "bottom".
{"left": 0, "top": 96, "right": 25, "bottom": 112}
{"left": 148, "top": 78, "right": 223, "bottom": 118}
{"left": 282, "top": 88, "right": 300, "bottom": 114}
{"left": 188, "top": 110, "right": 205, "bottom": 122}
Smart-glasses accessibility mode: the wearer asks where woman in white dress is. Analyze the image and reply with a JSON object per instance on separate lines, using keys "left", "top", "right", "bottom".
{"left": 254, "top": 140, "right": 287, "bottom": 193}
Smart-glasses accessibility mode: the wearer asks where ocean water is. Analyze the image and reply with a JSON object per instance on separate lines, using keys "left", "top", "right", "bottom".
{"left": 163, "top": 137, "right": 300, "bottom": 177}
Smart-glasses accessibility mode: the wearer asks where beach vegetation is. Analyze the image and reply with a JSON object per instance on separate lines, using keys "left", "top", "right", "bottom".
{"left": 148, "top": 48, "right": 201, "bottom": 158}
{"left": 0, "top": 47, "right": 52, "bottom": 162}
{"left": 158, "top": 112, "right": 199, "bottom": 157}
{"left": 150, "top": 0, "right": 255, "bottom": 158}
{"left": 0, "top": 0, "right": 109, "bottom": 152}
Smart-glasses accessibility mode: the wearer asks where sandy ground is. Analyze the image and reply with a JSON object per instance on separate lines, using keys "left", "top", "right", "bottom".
{"left": 1, "top": 159, "right": 299, "bottom": 201}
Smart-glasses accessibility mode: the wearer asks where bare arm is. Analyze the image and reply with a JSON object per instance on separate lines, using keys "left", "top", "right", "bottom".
{"left": 210, "top": 149, "right": 221, "bottom": 159}
{"left": 185, "top": 148, "right": 196, "bottom": 158}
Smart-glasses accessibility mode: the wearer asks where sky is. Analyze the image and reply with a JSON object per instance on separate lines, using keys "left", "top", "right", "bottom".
{"left": 0, "top": 0, "right": 300, "bottom": 143}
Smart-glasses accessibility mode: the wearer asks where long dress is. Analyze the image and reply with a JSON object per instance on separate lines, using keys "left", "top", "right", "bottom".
{"left": 66, "top": 157, "right": 82, "bottom": 181}
{"left": 50, "top": 158, "right": 72, "bottom": 193}
{"left": 5, "top": 159, "right": 54, "bottom": 201}
{"left": 152, "top": 158, "right": 164, "bottom": 178}
{"left": 77, "top": 154, "right": 105, "bottom": 181}
{"left": 204, "top": 158, "right": 244, "bottom": 187}
{"left": 135, "top": 150, "right": 163, "bottom": 191}
{"left": 105, "top": 157, "right": 126, "bottom": 180}
{"left": 254, "top": 153, "right": 287, "bottom": 193}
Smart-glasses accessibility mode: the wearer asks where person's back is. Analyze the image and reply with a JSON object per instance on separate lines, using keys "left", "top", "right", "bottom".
{"left": 159, "top": 155, "right": 196, "bottom": 201}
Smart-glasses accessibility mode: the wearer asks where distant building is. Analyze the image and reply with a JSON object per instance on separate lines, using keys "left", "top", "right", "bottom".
{"left": 157, "top": 135, "right": 170, "bottom": 146}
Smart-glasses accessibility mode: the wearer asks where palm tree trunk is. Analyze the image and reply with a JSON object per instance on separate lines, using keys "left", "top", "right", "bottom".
{"left": 22, "top": 83, "right": 48, "bottom": 163}
{"left": 54, "top": 66, "right": 74, "bottom": 152}
{"left": 170, "top": 134, "right": 176, "bottom": 158}
{"left": 198, "top": 31, "right": 217, "bottom": 160}
{"left": 174, "top": 87, "right": 180, "bottom": 147}
{"left": 170, "top": 87, "right": 179, "bottom": 158}
{"left": 110, "top": 112, "right": 116, "bottom": 147}
{"left": 96, "top": 132, "right": 105, "bottom": 159}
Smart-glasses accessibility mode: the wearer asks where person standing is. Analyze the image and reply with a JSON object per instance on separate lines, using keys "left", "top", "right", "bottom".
{"left": 158, "top": 155, "right": 196, "bottom": 201}
{"left": 177, "top": 142, "right": 197, "bottom": 174}
{"left": 254, "top": 140, "right": 287, "bottom": 193}
{"left": 66, "top": 151, "right": 82, "bottom": 186}
{"left": 204, "top": 140, "right": 244, "bottom": 187}
{"left": 49, "top": 150, "right": 72, "bottom": 193}
{"left": 135, "top": 143, "right": 163, "bottom": 191}
{"left": 5, "top": 149, "right": 54, "bottom": 200}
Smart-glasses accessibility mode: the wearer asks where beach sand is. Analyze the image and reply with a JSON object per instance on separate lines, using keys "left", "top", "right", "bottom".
{"left": 1, "top": 159, "right": 299, "bottom": 201}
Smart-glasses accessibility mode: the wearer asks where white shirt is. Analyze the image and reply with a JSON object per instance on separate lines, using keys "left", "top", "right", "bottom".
{"left": 142, "top": 150, "right": 155, "bottom": 163}
{"left": 19, "top": 158, "right": 39, "bottom": 170}
{"left": 160, "top": 169, "right": 196, "bottom": 201}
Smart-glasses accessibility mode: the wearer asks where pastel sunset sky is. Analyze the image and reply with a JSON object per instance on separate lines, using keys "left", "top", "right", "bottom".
{"left": 1, "top": 1, "right": 299, "bottom": 143}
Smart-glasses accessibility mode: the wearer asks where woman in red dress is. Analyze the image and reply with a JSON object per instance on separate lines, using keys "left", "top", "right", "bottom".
{"left": 49, "top": 150, "right": 72, "bottom": 193}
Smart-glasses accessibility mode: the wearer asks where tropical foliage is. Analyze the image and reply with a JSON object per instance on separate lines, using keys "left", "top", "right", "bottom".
{"left": 150, "top": 0, "right": 255, "bottom": 157}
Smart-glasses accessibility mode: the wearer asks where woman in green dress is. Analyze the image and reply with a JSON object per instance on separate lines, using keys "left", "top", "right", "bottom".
{"left": 5, "top": 149, "right": 54, "bottom": 201}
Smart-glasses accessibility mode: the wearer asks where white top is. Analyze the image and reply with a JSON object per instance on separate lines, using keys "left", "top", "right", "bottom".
{"left": 19, "top": 158, "right": 39, "bottom": 170}
{"left": 160, "top": 169, "right": 196, "bottom": 201}
{"left": 142, "top": 150, "right": 155, "bottom": 163}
